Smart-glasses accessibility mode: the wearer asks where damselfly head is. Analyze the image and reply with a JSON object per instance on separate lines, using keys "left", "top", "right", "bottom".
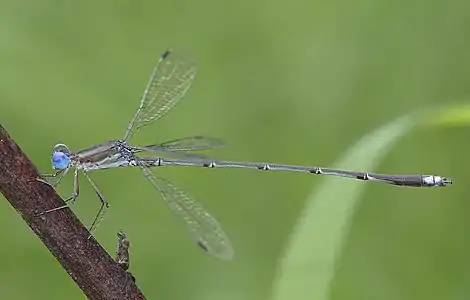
{"left": 51, "top": 143, "right": 71, "bottom": 170}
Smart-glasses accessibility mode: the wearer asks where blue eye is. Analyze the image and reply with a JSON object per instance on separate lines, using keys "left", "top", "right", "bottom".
{"left": 52, "top": 152, "right": 70, "bottom": 170}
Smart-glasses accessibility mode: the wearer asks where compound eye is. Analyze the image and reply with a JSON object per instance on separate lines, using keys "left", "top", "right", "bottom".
{"left": 52, "top": 152, "right": 70, "bottom": 170}
{"left": 52, "top": 143, "right": 70, "bottom": 154}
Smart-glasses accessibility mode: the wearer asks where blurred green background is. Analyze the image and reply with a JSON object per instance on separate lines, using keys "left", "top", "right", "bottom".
{"left": 1, "top": 0, "right": 469, "bottom": 299}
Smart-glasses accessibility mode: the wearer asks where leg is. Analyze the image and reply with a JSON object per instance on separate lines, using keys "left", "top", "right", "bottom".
{"left": 37, "top": 168, "right": 69, "bottom": 188}
{"left": 41, "top": 170, "right": 62, "bottom": 178}
{"left": 36, "top": 168, "right": 79, "bottom": 216}
{"left": 82, "top": 170, "right": 110, "bottom": 238}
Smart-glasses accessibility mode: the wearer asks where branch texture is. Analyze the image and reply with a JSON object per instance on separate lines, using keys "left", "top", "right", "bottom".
{"left": 0, "top": 125, "right": 146, "bottom": 300}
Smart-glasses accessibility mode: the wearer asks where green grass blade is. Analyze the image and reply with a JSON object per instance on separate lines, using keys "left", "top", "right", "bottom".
{"left": 270, "top": 103, "right": 470, "bottom": 300}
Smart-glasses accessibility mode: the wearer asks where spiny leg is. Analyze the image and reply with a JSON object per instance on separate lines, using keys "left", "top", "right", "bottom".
{"left": 40, "top": 169, "right": 62, "bottom": 178}
{"left": 82, "top": 170, "right": 109, "bottom": 238}
{"left": 37, "top": 168, "right": 69, "bottom": 187}
{"left": 36, "top": 168, "right": 80, "bottom": 216}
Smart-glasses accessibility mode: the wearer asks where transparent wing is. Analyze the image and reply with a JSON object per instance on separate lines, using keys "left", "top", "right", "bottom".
{"left": 140, "top": 166, "right": 234, "bottom": 260}
{"left": 132, "top": 136, "right": 225, "bottom": 160}
{"left": 124, "top": 49, "right": 197, "bottom": 141}
{"left": 154, "top": 136, "right": 225, "bottom": 152}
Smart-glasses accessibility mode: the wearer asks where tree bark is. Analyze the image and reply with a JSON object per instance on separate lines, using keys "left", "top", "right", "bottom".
{"left": 0, "top": 124, "right": 146, "bottom": 300}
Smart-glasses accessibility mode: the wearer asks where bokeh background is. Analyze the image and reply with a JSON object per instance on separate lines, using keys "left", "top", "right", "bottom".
{"left": 1, "top": 0, "right": 469, "bottom": 299}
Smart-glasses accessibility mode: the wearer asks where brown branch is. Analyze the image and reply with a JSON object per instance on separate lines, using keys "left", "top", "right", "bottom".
{"left": 0, "top": 124, "right": 146, "bottom": 300}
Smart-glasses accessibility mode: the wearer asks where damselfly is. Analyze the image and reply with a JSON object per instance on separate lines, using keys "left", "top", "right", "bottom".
{"left": 40, "top": 49, "right": 452, "bottom": 261}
